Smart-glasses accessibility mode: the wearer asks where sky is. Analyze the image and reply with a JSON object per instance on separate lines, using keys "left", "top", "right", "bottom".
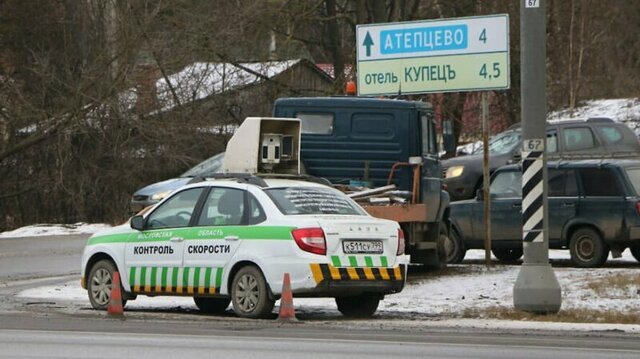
{"left": 4, "top": 222, "right": 639, "bottom": 333}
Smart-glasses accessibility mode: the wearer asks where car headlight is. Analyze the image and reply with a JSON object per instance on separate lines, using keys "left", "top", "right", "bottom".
{"left": 150, "top": 190, "right": 172, "bottom": 201}
{"left": 445, "top": 166, "right": 464, "bottom": 178}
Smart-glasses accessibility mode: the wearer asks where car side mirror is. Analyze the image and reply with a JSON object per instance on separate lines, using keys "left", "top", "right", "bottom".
{"left": 130, "top": 215, "right": 145, "bottom": 231}
{"left": 476, "top": 189, "right": 484, "bottom": 201}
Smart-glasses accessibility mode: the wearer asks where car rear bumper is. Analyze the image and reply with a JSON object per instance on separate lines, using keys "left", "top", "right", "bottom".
{"left": 293, "top": 264, "right": 406, "bottom": 297}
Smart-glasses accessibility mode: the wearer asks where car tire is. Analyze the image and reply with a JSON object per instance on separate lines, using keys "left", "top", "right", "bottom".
{"left": 231, "top": 266, "right": 275, "bottom": 319}
{"left": 445, "top": 229, "right": 466, "bottom": 264}
{"left": 194, "top": 297, "right": 231, "bottom": 314}
{"left": 630, "top": 244, "right": 640, "bottom": 263}
{"left": 569, "top": 227, "right": 608, "bottom": 268}
{"left": 335, "top": 293, "right": 380, "bottom": 318}
{"left": 492, "top": 248, "right": 523, "bottom": 263}
{"left": 87, "top": 259, "right": 127, "bottom": 310}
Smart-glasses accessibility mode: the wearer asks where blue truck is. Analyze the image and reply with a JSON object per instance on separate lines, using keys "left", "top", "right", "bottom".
{"left": 274, "top": 97, "right": 451, "bottom": 267}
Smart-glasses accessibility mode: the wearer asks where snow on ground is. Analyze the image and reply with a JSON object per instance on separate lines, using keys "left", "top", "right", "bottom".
{"left": 4, "top": 223, "right": 640, "bottom": 332}
{"left": 548, "top": 98, "right": 640, "bottom": 136}
{"left": 0, "top": 223, "right": 112, "bottom": 238}
{"left": 455, "top": 97, "right": 640, "bottom": 154}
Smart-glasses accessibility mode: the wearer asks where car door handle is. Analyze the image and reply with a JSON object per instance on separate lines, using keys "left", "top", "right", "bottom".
{"left": 225, "top": 236, "right": 239, "bottom": 241}
{"left": 561, "top": 202, "right": 575, "bottom": 208}
{"left": 512, "top": 203, "right": 522, "bottom": 209}
{"left": 170, "top": 236, "right": 184, "bottom": 242}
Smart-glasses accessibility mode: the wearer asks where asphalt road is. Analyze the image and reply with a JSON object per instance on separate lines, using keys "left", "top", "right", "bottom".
{"left": 1, "top": 312, "right": 640, "bottom": 359}
{"left": 1, "top": 235, "right": 640, "bottom": 358}
{"left": 0, "top": 234, "right": 88, "bottom": 281}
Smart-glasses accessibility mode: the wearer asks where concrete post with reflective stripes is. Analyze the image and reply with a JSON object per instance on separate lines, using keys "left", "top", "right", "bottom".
{"left": 513, "top": 0, "right": 561, "bottom": 313}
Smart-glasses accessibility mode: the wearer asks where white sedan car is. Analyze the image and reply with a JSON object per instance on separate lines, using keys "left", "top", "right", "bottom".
{"left": 81, "top": 176, "right": 409, "bottom": 318}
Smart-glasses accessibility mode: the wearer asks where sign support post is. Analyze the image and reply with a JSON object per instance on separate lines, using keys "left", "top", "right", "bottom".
{"left": 481, "top": 92, "right": 491, "bottom": 266}
{"left": 513, "top": 0, "right": 561, "bottom": 313}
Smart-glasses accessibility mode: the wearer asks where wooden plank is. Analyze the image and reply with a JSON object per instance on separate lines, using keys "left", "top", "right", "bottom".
{"left": 362, "top": 203, "right": 428, "bottom": 223}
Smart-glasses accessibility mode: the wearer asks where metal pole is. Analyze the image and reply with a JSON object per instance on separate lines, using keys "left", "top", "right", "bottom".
{"left": 482, "top": 92, "right": 491, "bottom": 266}
{"left": 513, "top": 0, "right": 561, "bottom": 313}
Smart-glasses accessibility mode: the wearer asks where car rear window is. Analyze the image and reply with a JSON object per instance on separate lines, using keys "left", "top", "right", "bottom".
{"left": 265, "top": 187, "right": 365, "bottom": 215}
{"left": 624, "top": 168, "right": 640, "bottom": 196}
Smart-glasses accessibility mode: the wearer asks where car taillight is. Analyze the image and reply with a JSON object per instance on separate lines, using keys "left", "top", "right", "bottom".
{"left": 397, "top": 228, "right": 405, "bottom": 255}
{"left": 635, "top": 202, "right": 640, "bottom": 217}
{"left": 292, "top": 228, "right": 326, "bottom": 255}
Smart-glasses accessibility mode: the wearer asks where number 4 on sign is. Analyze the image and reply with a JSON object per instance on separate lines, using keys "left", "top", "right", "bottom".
{"left": 526, "top": 0, "right": 539, "bottom": 8}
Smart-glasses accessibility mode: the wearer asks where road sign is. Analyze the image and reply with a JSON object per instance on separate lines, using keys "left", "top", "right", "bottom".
{"left": 356, "top": 15, "right": 509, "bottom": 96}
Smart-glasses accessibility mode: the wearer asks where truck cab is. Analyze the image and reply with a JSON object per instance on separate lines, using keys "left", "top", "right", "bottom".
{"left": 274, "top": 97, "right": 450, "bottom": 267}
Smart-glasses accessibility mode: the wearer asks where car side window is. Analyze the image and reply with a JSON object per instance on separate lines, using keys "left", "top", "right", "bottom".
{"left": 563, "top": 127, "right": 596, "bottom": 151}
{"left": 595, "top": 126, "right": 623, "bottom": 145}
{"left": 546, "top": 131, "right": 558, "bottom": 153}
{"left": 548, "top": 169, "right": 578, "bottom": 197}
{"left": 579, "top": 168, "right": 623, "bottom": 196}
{"left": 146, "top": 188, "right": 204, "bottom": 230}
{"left": 248, "top": 194, "right": 266, "bottom": 224}
{"left": 197, "top": 188, "right": 246, "bottom": 226}
{"left": 490, "top": 171, "right": 522, "bottom": 198}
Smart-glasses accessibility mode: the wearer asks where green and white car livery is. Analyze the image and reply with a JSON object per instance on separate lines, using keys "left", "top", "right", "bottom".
{"left": 81, "top": 177, "right": 409, "bottom": 318}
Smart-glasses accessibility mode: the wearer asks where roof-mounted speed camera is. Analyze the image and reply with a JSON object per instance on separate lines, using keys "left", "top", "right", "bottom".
{"left": 222, "top": 117, "right": 301, "bottom": 174}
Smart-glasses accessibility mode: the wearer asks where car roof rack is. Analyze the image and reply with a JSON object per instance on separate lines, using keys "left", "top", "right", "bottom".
{"left": 205, "top": 173, "right": 269, "bottom": 187}
{"left": 202, "top": 173, "right": 332, "bottom": 188}
{"left": 257, "top": 173, "right": 333, "bottom": 186}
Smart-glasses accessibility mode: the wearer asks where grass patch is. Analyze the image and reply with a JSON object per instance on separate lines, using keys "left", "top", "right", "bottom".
{"left": 462, "top": 306, "right": 640, "bottom": 325}
{"left": 584, "top": 273, "right": 640, "bottom": 297}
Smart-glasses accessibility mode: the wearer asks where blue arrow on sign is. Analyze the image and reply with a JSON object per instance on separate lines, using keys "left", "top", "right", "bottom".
{"left": 363, "top": 31, "right": 374, "bottom": 57}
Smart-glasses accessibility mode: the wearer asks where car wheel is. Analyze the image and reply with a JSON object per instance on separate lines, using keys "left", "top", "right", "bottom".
{"left": 432, "top": 223, "right": 449, "bottom": 269}
{"left": 445, "top": 229, "right": 466, "bottom": 264}
{"left": 335, "top": 293, "right": 380, "bottom": 318}
{"left": 569, "top": 228, "right": 608, "bottom": 268}
{"left": 194, "top": 297, "right": 231, "bottom": 314}
{"left": 87, "top": 259, "right": 127, "bottom": 310}
{"left": 231, "top": 266, "right": 274, "bottom": 319}
{"left": 630, "top": 244, "right": 640, "bottom": 263}
{"left": 492, "top": 248, "right": 523, "bottom": 263}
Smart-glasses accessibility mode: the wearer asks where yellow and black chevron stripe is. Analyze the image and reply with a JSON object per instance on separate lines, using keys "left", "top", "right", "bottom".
{"left": 309, "top": 263, "right": 405, "bottom": 284}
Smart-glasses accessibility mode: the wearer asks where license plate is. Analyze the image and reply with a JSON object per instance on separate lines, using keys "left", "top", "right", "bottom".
{"left": 342, "top": 240, "right": 383, "bottom": 254}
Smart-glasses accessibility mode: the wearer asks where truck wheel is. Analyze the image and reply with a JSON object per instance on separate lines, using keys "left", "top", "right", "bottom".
{"left": 335, "top": 293, "right": 380, "bottom": 318}
{"left": 630, "top": 244, "right": 640, "bottom": 263}
{"left": 445, "top": 229, "right": 466, "bottom": 264}
{"left": 231, "top": 266, "right": 274, "bottom": 319}
{"left": 87, "top": 259, "right": 127, "bottom": 310}
{"left": 492, "top": 248, "right": 523, "bottom": 263}
{"left": 194, "top": 297, "right": 231, "bottom": 314}
{"left": 569, "top": 228, "right": 608, "bottom": 268}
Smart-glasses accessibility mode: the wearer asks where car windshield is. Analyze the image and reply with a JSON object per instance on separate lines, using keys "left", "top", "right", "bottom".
{"left": 181, "top": 152, "right": 225, "bottom": 177}
{"left": 473, "top": 130, "right": 522, "bottom": 155}
{"left": 624, "top": 167, "right": 640, "bottom": 196}
{"left": 265, "top": 187, "right": 365, "bottom": 215}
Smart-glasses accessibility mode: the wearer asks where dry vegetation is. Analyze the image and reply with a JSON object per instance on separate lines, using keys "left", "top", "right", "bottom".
{"left": 2, "top": 0, "right": 639, "bottom": 229}
{"left": 462, "top": 272, "right": 640, "bottom": 324}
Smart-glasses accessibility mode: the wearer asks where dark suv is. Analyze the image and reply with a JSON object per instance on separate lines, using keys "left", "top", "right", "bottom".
{"left": 442, "top": 118, "right": 640, "bottom": 201}
{"left": 447, "top": 159, "right": 640, "bottom": 267}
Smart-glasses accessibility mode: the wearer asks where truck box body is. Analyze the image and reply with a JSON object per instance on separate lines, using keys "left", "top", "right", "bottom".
{"left": 274, "top": 97, "right": 432, "bottom": 193}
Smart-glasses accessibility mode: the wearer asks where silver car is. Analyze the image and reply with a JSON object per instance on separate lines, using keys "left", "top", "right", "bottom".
{"left": 130, "top": 152, "right": 225, "bottom": 212}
